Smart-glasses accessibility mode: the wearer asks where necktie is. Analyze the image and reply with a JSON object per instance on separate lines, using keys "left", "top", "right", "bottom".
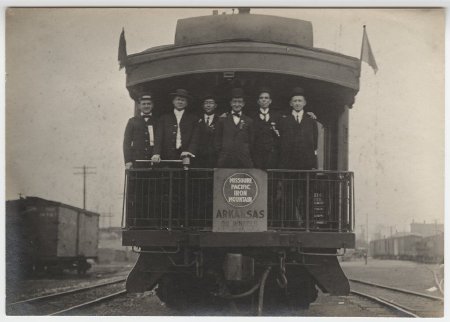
{"left": 207, "top": 116, "right": 211, "bottom": 125}
{"left": 296, "top": 114, "right": 301, "bottom": 123}
{"left": 232, "top": 112, "right": 240, "bottom": 117}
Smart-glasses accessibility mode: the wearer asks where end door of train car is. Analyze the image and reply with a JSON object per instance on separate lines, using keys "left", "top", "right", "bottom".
{"left": 120, "top": 10, "right": 358, "bottom": 312}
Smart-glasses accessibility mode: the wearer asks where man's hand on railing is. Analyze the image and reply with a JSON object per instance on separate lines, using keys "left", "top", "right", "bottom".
{"left": 125, "top": 162, "right": 133, "bottom": 169}
{"left": 180, "top": 151, "right": 195, "bottom": 158}
{"left": 151, "top": 154, "right": 161, "bottom": 163}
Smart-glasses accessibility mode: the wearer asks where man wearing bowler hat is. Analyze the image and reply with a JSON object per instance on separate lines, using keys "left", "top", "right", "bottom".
{"left": 194, "top": 92, "right": 219, "bottom": 168}
{"left": 249, "top": 87, "right": 282, "bottom": 169}
{"left": 215, "top": 88, "right": 254, "bottom": 168}
{"left": 151, "top": 89, "right": 199, "bottom": 164}
{"left": 278, "top": 87, "right": 318, "bottom": 227}
{"left": 123, "top": 93, "right": 157, "bottom": 169}
{"left": 279, "top": 87, "right": 318, "bottom": 170}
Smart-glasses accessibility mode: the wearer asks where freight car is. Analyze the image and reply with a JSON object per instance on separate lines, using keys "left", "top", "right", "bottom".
{"left": 120, "top": 9, "right": 357, "bottom": 312}
{"left": 370, "top": 233, "right": 443, "bottom": 263}
{"left": 6, "top": 197, "right": 99, "bottom": 277}
{"left": 415, "top": 233, "right": 444, "bottom": 263}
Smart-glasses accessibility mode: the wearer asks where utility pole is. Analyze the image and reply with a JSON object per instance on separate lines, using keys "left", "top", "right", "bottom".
{"left": 73, "top": 165, "right": 96, "bottom": 209}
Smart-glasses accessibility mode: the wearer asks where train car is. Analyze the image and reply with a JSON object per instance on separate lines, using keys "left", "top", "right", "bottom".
{"left": 416, "top": 233, "right": 444, "bottom": 263}
{"left": 120, "top": 9, "right": 357, "bottom": 312}
{"left": 6, "top": 197, "right": 99, "bottom": 276}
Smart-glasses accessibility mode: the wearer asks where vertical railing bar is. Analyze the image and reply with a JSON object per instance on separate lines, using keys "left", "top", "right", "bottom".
{"left": 338, "top": 174, "right": 343, "bottom": 232}
{"left": 184, "top": 170, "right": 189, "bottom": 228}
{"left": 168, "top": 171, "right": 173, "bottom": 230}
{"left": 352, "top": 173, "right": 355, "bottom": 231}
{"left": 121, "top": 170, "right": 127, "bottom": 228}
{"left": 306, "top": 172, "right": 310, "bottom": 232}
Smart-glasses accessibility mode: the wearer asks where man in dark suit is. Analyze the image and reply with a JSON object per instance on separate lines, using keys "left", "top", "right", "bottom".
{"left": 194, "top": 93, "right": 219, "bottom": 168}
{"left": 151, "top": 89, "right": 199, "bottom": 165}
{"left": 278, "top": 87, "right": 319, "bottom": 227}
{"left": 249, "top": 87, "right": 281, "bottom": 169}
{"left": 215, "top": 88, "right": 254, "bottom": 168}
{"left": 123, "top": 93, "right": 157, "bottom": 169}
{"left": 279, "top": 87, "right": 318, "bottom": 170}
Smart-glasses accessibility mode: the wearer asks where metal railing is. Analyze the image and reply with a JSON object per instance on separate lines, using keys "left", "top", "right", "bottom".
{"left": 122, "top": 165, "right": 354, "bottom": 232}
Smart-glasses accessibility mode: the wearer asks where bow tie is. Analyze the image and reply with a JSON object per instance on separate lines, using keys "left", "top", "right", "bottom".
{"left": 142, "top": 114, "right": 152, "bottom": 118}
{"left": 232, "top": 112, "right": 241, "bottom": 117}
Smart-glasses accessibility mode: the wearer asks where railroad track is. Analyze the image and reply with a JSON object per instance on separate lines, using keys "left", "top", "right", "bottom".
{"left": 349, "top": 278, "right": 444, "bottom": 318}
{"left": 6, "top": 277, "right": 127, "bottom": 315}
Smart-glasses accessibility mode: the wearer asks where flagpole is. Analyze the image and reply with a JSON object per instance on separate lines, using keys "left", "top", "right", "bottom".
{"left": 359, "top": 25, "right": 366, "bottom": 70}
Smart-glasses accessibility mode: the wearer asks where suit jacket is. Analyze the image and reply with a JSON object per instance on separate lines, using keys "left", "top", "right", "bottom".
{"left": 153, "top": 110, "right": 199, "bottom": 160}
{"left": 278, "top": 112, "right": 318, "bottom": 170}
{"left": 194, "top": 114, "right": 219, "bottom": 168}
{"left": 123, "top": 115, "right": 156, "bottom": 165}
{"left": 215, "top": 113, "right": 254, "bottom": 168}
{"left": 249, "top": 109, "right": 282, "bottom": 169}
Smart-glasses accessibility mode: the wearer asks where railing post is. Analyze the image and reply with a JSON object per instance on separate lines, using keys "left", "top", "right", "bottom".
{"left": 183, "top": 157, "right": 190, "bottom": 228}
{"left": 121, "top": 170, "right": 127, "bottom": 228}
{"left": 338, "top": 174, "right": 343, "bottom": 232}
{"left": 184, "top": 169, "right": 189, "bottom": 228}
{"left": 306, "top": 172, "right": 310, "bottom": 232}
{"left": 168, "top": 171, "right": 173, "bottom": 230}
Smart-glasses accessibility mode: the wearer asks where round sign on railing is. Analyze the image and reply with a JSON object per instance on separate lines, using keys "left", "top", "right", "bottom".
{"left": 222, "top": 173, "right": 258, "bottom": 208}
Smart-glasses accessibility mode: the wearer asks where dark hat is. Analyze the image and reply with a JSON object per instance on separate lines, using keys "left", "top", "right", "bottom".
{"left": 201, "top": 92, "right": 216, "bottom": 102}
{"left": 258, "top": 86, "right": 272, "bottom": 96}
{"left": 230, "top": 88, "right": 245, "bottom": 99}
{"left": 290, "top": 87, "right": 306, "bottom": 99}
{"left": 170, "top": 88, "right": 192, "bottom": 100}
{"left": 138, "top": 93, "right": 153, "bottom": 101}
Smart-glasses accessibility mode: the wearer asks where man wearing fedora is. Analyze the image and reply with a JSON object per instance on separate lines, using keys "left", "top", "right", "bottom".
{"left": 123, "top": 93, "right": 157, "bottom": 169}
{"left": 248, "top": 87, "right": 282, "bottom": 169}
{"left": 215, "top": 88, "right": 254, "bottom": 168}
{"left": 151, "top": 89, "right": 199, "bottom": 164}
{"left": 194, "top": 93, "right": 219, "bottom": 168}
{"left": 278, "top": 87, "right": 318, "bottom": 170}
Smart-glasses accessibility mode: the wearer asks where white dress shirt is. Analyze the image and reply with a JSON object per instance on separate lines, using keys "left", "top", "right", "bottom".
{"left": 259, "top": 108, "right": 269, "bottom": 122}
{"left": 174, "top": 109, "right": 185, "bottom": 149}
{"left": 204, "top": 114, "right": 213, "bottom": 126}
{"left": 232, "top": 111, "right": 242, "bottom": 125}
{"left": 142, "top": 113, "right": 154, "bottom": 146}
{"left": 292, "top": 110, "right": 304, "bottom": 123}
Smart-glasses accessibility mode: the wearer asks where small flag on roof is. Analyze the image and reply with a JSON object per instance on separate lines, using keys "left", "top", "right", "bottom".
{"left": 118, "top": 28, "right": 127, "bottom": 70}
{"left": 360, "top": 26, "right": 378, "bottom": 74}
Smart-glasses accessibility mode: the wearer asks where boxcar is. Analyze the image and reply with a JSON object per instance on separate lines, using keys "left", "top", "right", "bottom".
{"left": 120, "top": 9, "right": 358, "bottom": 312}
{"left": 6, "top": 197, "right": 99, "bottom": 276}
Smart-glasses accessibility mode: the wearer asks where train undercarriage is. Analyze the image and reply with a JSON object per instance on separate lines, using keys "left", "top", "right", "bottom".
{"left": 123, "top": 229, "right": 353, "bottom": 313}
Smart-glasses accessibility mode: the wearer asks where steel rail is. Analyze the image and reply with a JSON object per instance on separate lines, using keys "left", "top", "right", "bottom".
{"left": 7, "top": 277, "right": 127, "bottom": 306}
{"left": 49, "top": 289, "right": 127, "bottom": 316}
{"left": 349, "top": 279, "right": 444, "bottom": 301}
{"left": 350, "top": 290, "right": 419, "bottom": 318}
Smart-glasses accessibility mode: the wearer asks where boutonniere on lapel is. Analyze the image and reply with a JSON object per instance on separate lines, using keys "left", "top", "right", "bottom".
{"left": 238, "top": 119, "right": 246, "bottom": 130}
{"left": 270, "top": 122, "right": 280, "bottom": 137}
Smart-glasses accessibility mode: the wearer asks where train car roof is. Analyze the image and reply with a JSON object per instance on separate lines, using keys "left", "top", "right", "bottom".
{"left": 6, "top": 197, "right": 100, "bottom": 217}
{"left": 122, "top": 12, "right": 361, "bottom": 94}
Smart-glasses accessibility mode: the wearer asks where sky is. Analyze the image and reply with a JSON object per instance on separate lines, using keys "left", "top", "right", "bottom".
{"left": 5, "top": 8, "right": 445, "bottom": 238}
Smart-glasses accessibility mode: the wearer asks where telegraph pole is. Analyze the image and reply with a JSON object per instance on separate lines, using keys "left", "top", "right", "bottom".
{"left": 74, "top": 165, "right": 96, "bottom": 209}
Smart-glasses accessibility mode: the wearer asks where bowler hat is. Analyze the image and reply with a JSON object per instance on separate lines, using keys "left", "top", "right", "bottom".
{"left": 258, "top": 86, "right": 272, "bottom": 96}
{"left": 290, "top": 87, "right": 306, "bottom": 99}
{"left": 170, "top": 88, "right": 192, "bottom": 100}
{"left": 230, "top": 88, "right": 245, "bottom": 99}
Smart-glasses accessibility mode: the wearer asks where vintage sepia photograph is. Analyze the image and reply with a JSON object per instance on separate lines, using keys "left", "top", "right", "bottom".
{"left": 5, "top": 7, "right": 445, "bottom": 317}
